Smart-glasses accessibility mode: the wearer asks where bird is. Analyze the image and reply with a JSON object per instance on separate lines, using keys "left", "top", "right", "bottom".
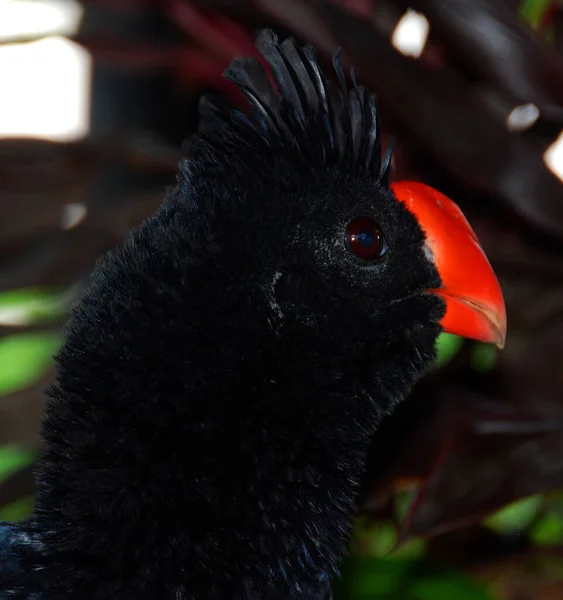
{"left": 0, "top": 29, "right": 506, "bottom": 600}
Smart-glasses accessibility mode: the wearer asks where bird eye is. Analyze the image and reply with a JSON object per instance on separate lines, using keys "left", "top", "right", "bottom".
{"left": 346, "top": 216, "right": 384, "bottom": 260}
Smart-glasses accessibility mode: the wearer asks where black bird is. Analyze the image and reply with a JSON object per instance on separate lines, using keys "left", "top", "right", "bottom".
{"left": 0, "top": 30, "right": 505, "bottom": 599}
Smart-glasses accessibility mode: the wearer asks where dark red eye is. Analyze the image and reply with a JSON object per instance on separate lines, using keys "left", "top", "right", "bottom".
{"left": 346, "top": 216, "right": 383, "bottom": 260}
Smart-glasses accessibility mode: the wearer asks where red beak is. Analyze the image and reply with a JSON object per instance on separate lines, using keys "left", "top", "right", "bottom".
{"left": 391, "top": 181, "right": 507, "bottom": 349}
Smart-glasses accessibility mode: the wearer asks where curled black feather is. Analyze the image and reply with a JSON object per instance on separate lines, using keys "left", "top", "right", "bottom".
{"left": 191, "top": 29, "right": 392, "bottom": 183}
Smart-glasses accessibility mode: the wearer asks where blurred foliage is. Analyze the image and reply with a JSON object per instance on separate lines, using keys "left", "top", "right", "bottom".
{"left": 0, "top": 332, "right": 60, "bottom": 395}
{"left": 521, "top": 0, "right": 555, "bottom": 35}
{"left": 1, "top": 0, "right": 563, "bottom": 598}
{"left": 334, "top": 556, "right": 495, "bottom": 600}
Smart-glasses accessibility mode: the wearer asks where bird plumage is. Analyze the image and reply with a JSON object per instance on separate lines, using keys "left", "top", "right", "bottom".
{"left": 193, "top": 30, "right": 392, "bottom": 180}
{"left": 0, "top": 30, "right": 449, "bottom": 599}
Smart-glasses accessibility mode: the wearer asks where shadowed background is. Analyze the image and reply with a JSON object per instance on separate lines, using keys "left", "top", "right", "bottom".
{"left": 1, "top": 1, "right": 563, "bottom": 598}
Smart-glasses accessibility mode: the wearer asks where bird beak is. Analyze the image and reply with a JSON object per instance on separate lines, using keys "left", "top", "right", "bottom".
{"left": 391, "top": 181, "right": 507, "bottom": 349}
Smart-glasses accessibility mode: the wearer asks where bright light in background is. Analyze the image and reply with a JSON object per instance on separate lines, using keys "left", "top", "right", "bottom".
{"left": 388, "top": 10, "right": 563, "bottom": 185}
{"left": 60, "top": 202, "right": 87, "bottom": 230}
{"left": 506, "top": 103, "right": 540, "bottom": 132}
{"left": 544, "top": 131, "right": 563, "bottom": 183}
{"left": 0, "top": 1, "right": 90, "bottom": 141}
{"left": 0, "top": 37, "right": 91, "bottom": 141}
{"left": 0, "top": 0, "right": 83, "bottom": 41}
{"left": 391, "top": 9, "right": 430, "bottom": 58}
{"left": 0, "top": 305, "right": 33, "bottom": 326}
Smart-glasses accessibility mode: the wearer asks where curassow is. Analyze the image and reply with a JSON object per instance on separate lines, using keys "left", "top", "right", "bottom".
{"left": 0, "top": 29, "right": 506, "bottom": 600}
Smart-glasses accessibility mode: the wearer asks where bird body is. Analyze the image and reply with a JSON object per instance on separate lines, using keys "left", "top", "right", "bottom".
{"left": 0, "top": 30, "right": 505, "bottom": 599}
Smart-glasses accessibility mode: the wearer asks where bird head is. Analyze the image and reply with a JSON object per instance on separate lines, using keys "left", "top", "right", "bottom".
{"left": 178, "top": 30, "right": 506, "bottom": 387}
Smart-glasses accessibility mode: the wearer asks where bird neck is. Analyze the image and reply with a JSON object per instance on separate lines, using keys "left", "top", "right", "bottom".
{"left": 30, "top": 283, "right": 382, "bottom": 598}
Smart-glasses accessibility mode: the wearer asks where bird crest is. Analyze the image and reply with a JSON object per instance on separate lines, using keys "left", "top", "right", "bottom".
{"left": 191, "top": 29, "right": 392, "bottom": 182}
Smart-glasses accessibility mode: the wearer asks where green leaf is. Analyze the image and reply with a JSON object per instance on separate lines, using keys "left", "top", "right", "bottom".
{"left": 520, "top": 0, "right": 552, "bottom": 30}
{"left": 0, "top": 287, "right": 69, "bottom": 326}
{"left": 367, "top": 522, "right": 398, "bottom": 557}
{"left": 0, "top": 446, "right": 36, "bottom": 482}
{"left": 0, "top": 332, "right": 61, "bottom": 395}
{"left": 470, "top": 343, "right": 498, "bottom": 373}
{"left": 352, "top": 518, "right": 398, "bottom": 557}
{"left": 0, "top": 496, "right": 34, "bottom": 522}
{"left": 484, "top": 495, "right": 543, "bottom": 534}
{"left": 436, "top": 333, "right": 464, "bottom": 367}
{"left": 333, "top": 556, "right": 414, "bottom": 599}
{"left": 531, "top": 511, "right": 563, "bottom": 546}
{"left": 334, "top": 557, "right": 492, "bottom": 600}
{"left": 394, "top": 488, "right": 416, "bottom": 521}
{"left": 392, "top": 537, "right": 426, "bottom": 560}
{"left": 411, "top": 572, "right": 494, "bottom": 600}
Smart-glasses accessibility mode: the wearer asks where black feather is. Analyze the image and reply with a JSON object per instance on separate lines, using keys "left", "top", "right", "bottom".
{"left": 192, "top": 29, "right": 392, "bottom": 180}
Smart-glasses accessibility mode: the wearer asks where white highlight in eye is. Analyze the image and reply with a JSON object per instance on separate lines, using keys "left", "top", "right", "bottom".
{"left": 544, "top": 130, "right": 563, "bottom": 183}
{"left": 61, "top": 202, "right": 87, "bottom": 230}
{"left": 391, "top": 9, "right": 430, "bottom": 58}
{"left": 506, "top": 103, "right": 540, "bottom": 132}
